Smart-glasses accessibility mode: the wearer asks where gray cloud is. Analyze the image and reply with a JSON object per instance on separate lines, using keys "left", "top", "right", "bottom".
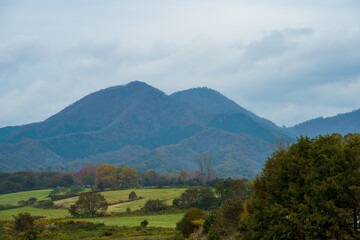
{"left": 0, "top": 1, "right": 359, "bottom": 127}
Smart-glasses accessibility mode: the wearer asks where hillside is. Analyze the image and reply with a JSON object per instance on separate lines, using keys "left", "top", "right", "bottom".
{"left": 0, "top": 81, "right": 286, "bottom": 177}
{"left": 289, "top": 109, "right": 360, "bottom": 138}
{"left": 171, "top": 87, "right": 281, "bottom": 131}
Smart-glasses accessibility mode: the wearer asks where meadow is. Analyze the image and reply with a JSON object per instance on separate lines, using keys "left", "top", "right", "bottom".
{"left": 0, "top": 188, "right": 186, "bottom": 228}
{"left": 54, "top": 188, "right": 186, "bottom": 211}
{"left": 0, "top": 189, "right": 53, "bottom": 206}
{"left": 84, "top": 213, "right": 185, "bottom": 227}
{"left": 0, "top": 206, "right": 69, "bottom": 220}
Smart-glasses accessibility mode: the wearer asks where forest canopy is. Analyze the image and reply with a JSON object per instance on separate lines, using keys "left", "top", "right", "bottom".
{"left": 240, "top": 133, "right": 360, "bottom": 239}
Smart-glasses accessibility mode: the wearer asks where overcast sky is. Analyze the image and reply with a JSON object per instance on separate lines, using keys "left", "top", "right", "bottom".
{"left": 0, "top": 0, "right": 359, "bottom": 128}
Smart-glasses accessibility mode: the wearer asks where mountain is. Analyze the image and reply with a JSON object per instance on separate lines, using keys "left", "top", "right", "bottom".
{"left": 0, "top": 81, "right": 287, "bottom": 177}
{"left": 171, "top": 87, "right": 281, "bottom": 130}
{"left": 288, "top": 109, "right": 360, "bottom": 138}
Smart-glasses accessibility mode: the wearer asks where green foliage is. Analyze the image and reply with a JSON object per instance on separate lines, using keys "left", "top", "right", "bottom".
{"left": 50, "top": 173, "right": 75, "bottom": 187}
{"left": 142, "top": 199, "right": 169, "bottom": 212}
{"left": 140, "top": 219, "right": 149, "bottom": 228}
{"left": 70, "top": 191, "right": 108, "bottom": 217}
{"left": 173, "top": 187, "right": 219, "bottom": 210}
{"left": 221, "top": 197, "right": 244, "bottom": 226}
{"left": 203, "top": 211, "right": 219, "bottom": 234}
{"left": 207, "top": 227, "right": 221, "bottom": 240}
{"left": 128, "top": 191, "right": 138, "bottom": 201}
{"left": 33, "top": 200, "right": 54, "bottom": 209}
{"left": 176, "top": 208, "right": 204, "bottom": 238}
{"left": 14, "top": 212, "right": 35, "bottom": 232}
{"left": 82, "top": 175, "right": 95, "bottom": 185}
{"left": 48, "top": 187, "right": 84, "bottom": 200}
{"left": 0, "top": 171, "right": 59, "bottom": 194}
{"left": 240, "top": 134, "right": 360, "bottom": 239}
{"left": 215, "top": 179, "right": 253, "bottom": 202}
{"left": 117, "top": 166, "right": 138, "bottom": 188}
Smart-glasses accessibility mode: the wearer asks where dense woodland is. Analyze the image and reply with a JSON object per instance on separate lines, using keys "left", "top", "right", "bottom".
{"left": 0, "top": 164, "right": 220, "bottom": 195}
{"left": 2, "top": 133, "right": 360, "bottom": 239}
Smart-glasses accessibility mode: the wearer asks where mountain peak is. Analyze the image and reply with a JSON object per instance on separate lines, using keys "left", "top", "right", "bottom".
{"left": 126, "top": 80, "right": 150, "bottom": 88}
{"left": 171, "top": 87, "right": 248, "bottom": 115}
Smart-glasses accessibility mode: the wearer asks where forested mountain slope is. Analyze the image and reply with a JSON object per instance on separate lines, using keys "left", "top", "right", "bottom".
{"left": 289, "top": 109, "right": 360, "bottom": 138}
{"left": 0, "top": 81, "right": 287, "bottom": 178}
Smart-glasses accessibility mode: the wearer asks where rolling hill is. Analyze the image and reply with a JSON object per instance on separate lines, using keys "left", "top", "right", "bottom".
{"left": 288, "top": 109, "right": 360, "bottom": 138}
{"left": 0, "top": 81, "right": 289, "bottom": 178}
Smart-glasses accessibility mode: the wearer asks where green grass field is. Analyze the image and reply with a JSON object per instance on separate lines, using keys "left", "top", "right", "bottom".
{"left": 0, "top": 189, "right": 53, "bottom": 206}
{"left": 82, "top": 212, "right": 185, "bottom": 228}
{"left": 55, "top": 188, "right": 186, "bottom": 212}
{"left": 0, "top": 206, "right": 69, "bottom": 220}
{"left": 0, "top": 188, "right": 186, "bottom": 228}
{"left": 0, "top": 208, "right": 184, "bottom": 228}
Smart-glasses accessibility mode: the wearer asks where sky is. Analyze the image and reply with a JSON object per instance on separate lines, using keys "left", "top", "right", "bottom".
{"left": 0, "top": 0, "right": 359, "bottom": 128}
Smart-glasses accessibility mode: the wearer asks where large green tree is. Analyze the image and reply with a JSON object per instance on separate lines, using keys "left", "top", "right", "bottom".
{"left": 70, "top": 192, "right": 108, "bottom": 217}
{"left": 240, "top": 134, "right": 360, "bottom": 239}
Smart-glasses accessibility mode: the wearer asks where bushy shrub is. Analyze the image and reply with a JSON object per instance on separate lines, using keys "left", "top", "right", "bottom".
{"left": 33, "top": 200, "right": 54, "bottom": 209}
{"left": 48, "top": 188, "right": 84, "bottom": 200}
{"left": 203, "top": 211, "right": 219, "bottom": 234}
{"left": 28, "top": 197, "right": 37, "bottom": 205}
{"left": 142, "top": 199, "right": 169, "bottom": 212}
{"left": 176, "top": 208, "right": 204, "bottom": 238}
{"left": 14, "top": 212, "right": 35, "bottom": 232}
{"left": 0, "top": 204, "right": 16, "bottom": 210}
{"left": 140, "top": 220, "right": 149, "bottom": 228}
{"left": 128, "top": 191, "right": 137, "bottom": 201}
{"left": 173, "top": 187, "right": 219, "bottom": 210}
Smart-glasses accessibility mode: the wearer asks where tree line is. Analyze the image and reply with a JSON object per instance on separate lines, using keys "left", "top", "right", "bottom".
{"left": 177, "top": 133, "right": 360, "bottom": 239}
{"left": 0, "top": 161, "right": 219, "bottom": 194}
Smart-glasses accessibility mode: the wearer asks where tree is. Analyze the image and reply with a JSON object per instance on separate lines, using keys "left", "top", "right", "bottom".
{"left": 173, "top": 187, "right": 219, "bottom": 210}
{"left": 270, "top": 138, "right": 292, "bottom": 152}
{"left": 69, "top": 192, "right": 108, "bottom": 217}
{"left": 195, "top": 153, "right": 213, "bottom": 181}
{"left": 140, "top": 220, "right": 149, "bottom": 228}
{"left": 14, "top": 212, "right": 35, "bottom": 232}
{"left": 240, "top": 134, "right": 360, "bottom": 239}
{"left": 143, "top": 169, "right": 160, "bottom": 186}
{"left": 215, "top": 179, "right": 253, "bottom": 202}
{"left": 75, "top": 164, "right": 96, "bottom": 184}
{"left": 95, "top": 164, "right": 117, "bottom": 188}
{"left": 128, "top": 191, "right": 137, "bottom": 201}
{"left": 117, "top": 166, "right": 138, "bottom": 188}
{"left": 178, "top": 169, "right": 188, "bottom": 183}
{"left": 176, "top": 208, "right": 205, "bottom": 238}
{"left": 82, "top": 175, "right": 95, "bottom": 185}
{"left": 142, "top": 199, "right": 169, "bottom": 212}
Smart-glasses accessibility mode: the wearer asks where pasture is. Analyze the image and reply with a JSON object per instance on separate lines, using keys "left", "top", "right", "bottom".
{"left": 0, "top": 189, "right": 53, "bottom": 206}
{"left": 83, "top": 212, "right": 185, "bottom": 228}
{"left": 0, "top": 188, "right": 186, "bottom": 228}
{"left": 54, "top": 188, "right": 186, "bottom": 211}
{"left": 0, "top": 206, "right": 69, "bottom": 220}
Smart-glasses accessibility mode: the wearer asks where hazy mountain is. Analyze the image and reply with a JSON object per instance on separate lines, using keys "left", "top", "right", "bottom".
{"left": 171, "top": 87, "right": 281, "bottom": 131}
{"left": 0, "top": 81, "right": 287, "bottom": 177}
{"left": 289, "top": 109, "right": 360, "bottom": 138}
{"left": 121, "top": 128, "right": 273, "bottom": 179}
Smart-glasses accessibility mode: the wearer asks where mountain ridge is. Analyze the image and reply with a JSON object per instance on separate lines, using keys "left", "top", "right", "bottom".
{"left": 0, "top": 81, "right": 290, "bottom": 177}
{"left": 288, "top": 108, "right": 360, "bottom": 138}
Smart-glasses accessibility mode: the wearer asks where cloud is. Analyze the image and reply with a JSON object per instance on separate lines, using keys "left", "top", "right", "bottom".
{"left": 0, "top": 1, "right": 359, "bottom": 127}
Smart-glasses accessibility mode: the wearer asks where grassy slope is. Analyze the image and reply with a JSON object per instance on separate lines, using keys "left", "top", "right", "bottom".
{"left": 0, "top": 189, "right": 53, "bottom": 206}
{"left": 55, "top": 188, "right": 186, "bottom": 212}
{"left": 0, "top": 188, "right": 186, "bottom": 228}
{"left": 0, "top": 206, "right": 69, "bottom": 220}
{"left": 82, "top": 213, "right": 185, "bottom": 228}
